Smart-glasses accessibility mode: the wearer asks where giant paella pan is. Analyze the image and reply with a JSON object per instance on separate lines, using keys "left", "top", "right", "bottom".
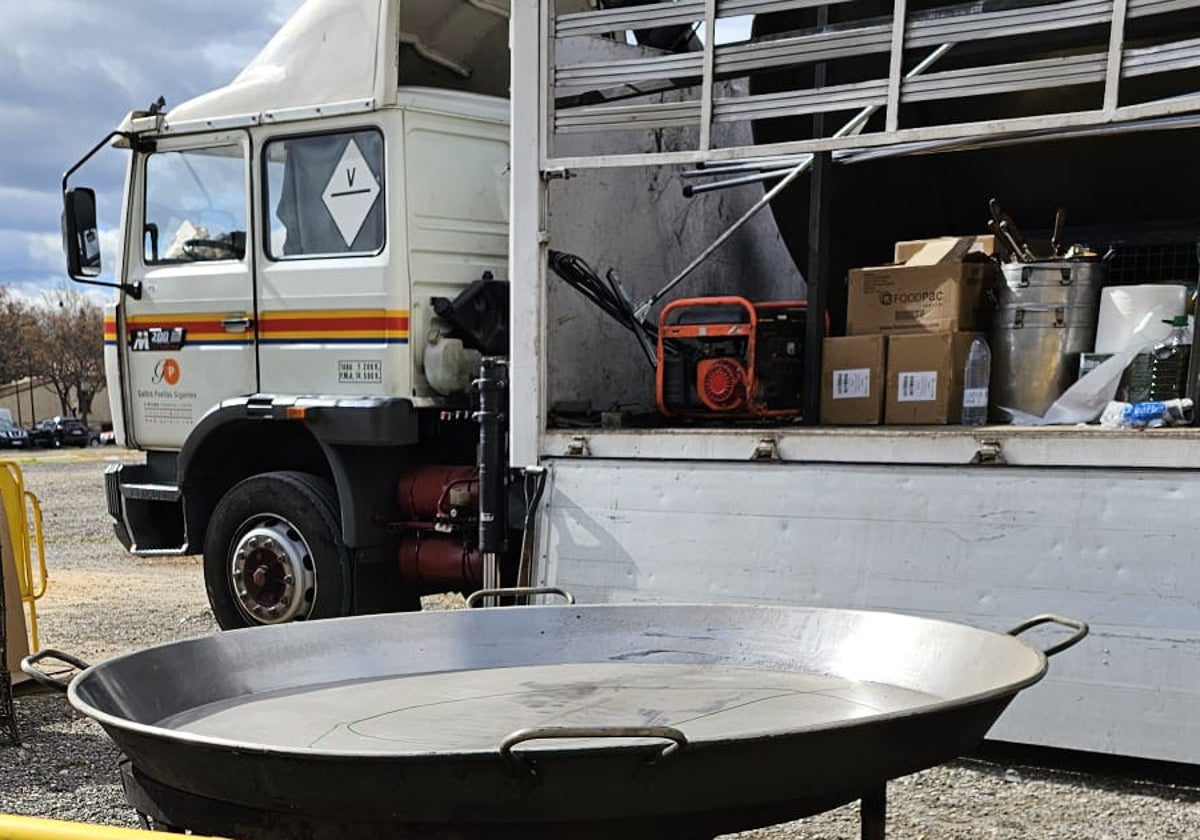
{"left": 29, "top": 601, "right": 1086, "bottom": 839}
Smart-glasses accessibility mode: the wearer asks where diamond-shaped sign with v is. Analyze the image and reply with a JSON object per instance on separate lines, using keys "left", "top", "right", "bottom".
{"left": 322, "top": 139, "right": 381, "bottom": 248}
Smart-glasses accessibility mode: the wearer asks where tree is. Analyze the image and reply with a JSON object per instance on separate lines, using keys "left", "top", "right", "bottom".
{"left": 29, "top": 288, "right": 105, "bottom": 427}
{"left": 0, "top": 287, "right": 34, "bottom": 387}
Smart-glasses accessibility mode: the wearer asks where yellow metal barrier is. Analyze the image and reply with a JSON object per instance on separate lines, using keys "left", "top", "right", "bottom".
{"left": 0, "top": 813, "right": 229, "bottom": 840}
{"left": 0, "top": 461, "right": 46, "bottom": 653}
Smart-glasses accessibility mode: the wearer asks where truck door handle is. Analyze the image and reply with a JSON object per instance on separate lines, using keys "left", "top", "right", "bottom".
{"left": 221, "top": 315, "right": 254, "bottom": 332}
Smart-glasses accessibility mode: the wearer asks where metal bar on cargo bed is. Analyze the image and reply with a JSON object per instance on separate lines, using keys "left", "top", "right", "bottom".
{"left": 542, "top": 0, "right": 555, "bottom": 165}
{"left": 554, "top": 0, "right": 1118, "bottom": 96}
{"left": 556, "top": 0, "right": 704, "bottom": 37}
{"left": 555, "top": 0, "right": 862, "bottom": 37}
{"left": 699, "top": 0, "right": 718, "bottom": 151}
{"left": 885, "top": 0, "right": 909, "bottom": 134}
{"left": 1105, "top": 0, "right": 1130, "bottom": 115}
{"left": 552, "top": 0, "right": 1200, "bottom": 109}
{"left": 1123, "top": 36, "right": 1200, "bottom": 77}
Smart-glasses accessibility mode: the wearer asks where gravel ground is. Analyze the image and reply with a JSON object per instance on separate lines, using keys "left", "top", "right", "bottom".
{"left": 1, "top": 449, "right": 1198, "bottom": 837}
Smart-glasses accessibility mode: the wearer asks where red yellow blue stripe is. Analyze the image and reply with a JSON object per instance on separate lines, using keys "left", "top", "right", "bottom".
{"left": 103, "top": 310, "right": 410, "bottom": 347}
{"left": 259, "top": 310, "right": 409, "bottom": 344}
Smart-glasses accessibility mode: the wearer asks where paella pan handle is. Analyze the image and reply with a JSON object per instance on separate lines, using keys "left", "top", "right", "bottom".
{"left": 499, "top": 726, "right": 688, "bottom": 777}
{"left": 466, "top": 586, "right": 576, "bottom": 608}
{"left": 1006, "top": 614, "right": 1089, "bottom": 657}
{"left": 20, "top": 649, "right": 92, "bottom": 692}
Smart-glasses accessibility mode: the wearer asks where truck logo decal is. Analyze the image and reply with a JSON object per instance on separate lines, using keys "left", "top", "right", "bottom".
{"left": 129, "top": 326, "right": 187, "bottom": 351}
{"left": 322, "top": 139, "right": 381, "bottom": 248}
{"left": 152, "top": 358, "right": 181, "bottom": 386}
{"left": 879, "top": 290, "right": 945, "bottom": 306}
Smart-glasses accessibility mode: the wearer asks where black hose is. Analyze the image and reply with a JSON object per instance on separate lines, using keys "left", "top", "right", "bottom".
{"left": 516, "top": 468, "right": 549, "bottom": 588}
{"left": 547, "top": 250, "right": 662, "bottom": 368}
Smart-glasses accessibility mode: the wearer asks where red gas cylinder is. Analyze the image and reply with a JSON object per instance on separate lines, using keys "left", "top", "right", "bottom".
{"left": 398, "top": 533, "right": 482, "bottom": 591}
{"left": 397, "top": 465, "right": 479, "bottom": 520}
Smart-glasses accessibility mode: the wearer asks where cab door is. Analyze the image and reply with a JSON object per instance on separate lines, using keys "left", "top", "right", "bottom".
{"left": 122, "top": 132, "right": 257, "bottom": 450}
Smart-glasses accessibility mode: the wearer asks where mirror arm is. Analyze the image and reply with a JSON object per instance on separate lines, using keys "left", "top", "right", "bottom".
{"left": 63, "top": 131, "right": 132, "bottom": 193}
{"left": 71, "top": 276, "right": 143, "bottom": 301}
{"left": 62, "top": 130, "right": 151, "bottom": 298}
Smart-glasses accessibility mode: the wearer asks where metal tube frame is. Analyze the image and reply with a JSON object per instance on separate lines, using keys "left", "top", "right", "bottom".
{"left": 540, "top": 0, "right": 1186, "bottom": 170}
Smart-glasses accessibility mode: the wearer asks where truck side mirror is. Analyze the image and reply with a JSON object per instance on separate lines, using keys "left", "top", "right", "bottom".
{"left": 63, "top": 187, "right": 101, "bottom": 279}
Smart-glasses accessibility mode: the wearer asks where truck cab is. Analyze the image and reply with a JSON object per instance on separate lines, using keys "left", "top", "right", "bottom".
{"left": 63, "top": 0, "right": 514, "bottom": 628}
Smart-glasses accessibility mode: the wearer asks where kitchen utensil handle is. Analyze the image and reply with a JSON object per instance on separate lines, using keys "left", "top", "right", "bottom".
{"left": 466, "top": 586, "right": 575, "bottom": 608}
{"left": 500, "top": 726, "right": 688, "bottom": 776}
{"left": 1051, "top": 207, "right": 1066, "bottom": 257}
{"left": 20, "top": 649, "right": 91, "bottom": 692}
{"left": 1007, "top": 614, "right": 1089, "bottom": 657}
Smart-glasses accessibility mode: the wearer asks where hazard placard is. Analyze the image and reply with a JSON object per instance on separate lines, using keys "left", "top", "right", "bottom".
{"left": 321, "top": 139, "right": 381, "bottom": 248}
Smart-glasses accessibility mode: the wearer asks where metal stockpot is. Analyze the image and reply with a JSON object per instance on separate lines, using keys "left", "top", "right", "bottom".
{"left": 990, "top": 258, "right": 1105, "bottom": 419}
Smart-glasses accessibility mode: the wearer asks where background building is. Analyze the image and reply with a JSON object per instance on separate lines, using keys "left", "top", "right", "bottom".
{"left": 0, "top": 377, "right": 111, "bottom": 428}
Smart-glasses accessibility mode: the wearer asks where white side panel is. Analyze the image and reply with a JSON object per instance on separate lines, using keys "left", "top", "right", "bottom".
{"left": 539, "top": 458, "right": 1200, "bottom": 764}
{"left": 404, "top": 105, "right": 509, "bottom": 398}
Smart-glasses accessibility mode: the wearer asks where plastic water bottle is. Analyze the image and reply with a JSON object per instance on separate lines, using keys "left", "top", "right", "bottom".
{"left": 962, "top": 334, "right": 991, "bottom": 426}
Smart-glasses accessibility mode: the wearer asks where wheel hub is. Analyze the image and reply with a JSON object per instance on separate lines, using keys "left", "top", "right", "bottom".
{"left": 230, "top": 518, "right": 316, "bottom": 624}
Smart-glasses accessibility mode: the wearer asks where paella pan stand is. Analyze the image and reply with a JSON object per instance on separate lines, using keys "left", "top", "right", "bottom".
{"left": 39, "top": 606, "right": 1088, "bottom": 840}
{"left": 118, "top": 751, "right": 890, "bottom": 840}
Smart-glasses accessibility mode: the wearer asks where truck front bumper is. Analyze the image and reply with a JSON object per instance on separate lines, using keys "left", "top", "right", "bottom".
{"left": 104, "top": 462, "right": 189, "bottom": 556}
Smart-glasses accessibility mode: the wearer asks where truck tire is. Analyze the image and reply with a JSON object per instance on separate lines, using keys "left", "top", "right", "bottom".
{"left": 203, "top": 471, "right": 352, "bottom": 630}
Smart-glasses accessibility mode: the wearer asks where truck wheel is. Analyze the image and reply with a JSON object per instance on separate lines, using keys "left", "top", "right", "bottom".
{"left": 203, "top": 471, "right": 351, "bottom": 629}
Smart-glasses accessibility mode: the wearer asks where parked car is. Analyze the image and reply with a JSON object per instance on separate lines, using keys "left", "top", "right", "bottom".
{"left": 0, "top": 419, "right": 29, "bottom": 449}
{"left": 27, "top": 421, "right": 56, "bottom": 448}
{"left": 29, "top": 417, "right": 90, "bottom": 448}
{"left": 88, "top": 423, "right": 117, "bottom": 446}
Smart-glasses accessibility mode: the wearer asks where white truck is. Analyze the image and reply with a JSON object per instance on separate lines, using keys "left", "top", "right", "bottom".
{"left": 62, "top": 0, "right": 1200, "bottom": 766}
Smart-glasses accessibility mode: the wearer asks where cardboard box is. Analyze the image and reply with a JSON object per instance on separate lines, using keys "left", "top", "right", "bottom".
{"left": 893, "top": 235, "right": 996, "bottom": 265}
{"left": 885, "top": 332, "right": 977, "bottom": 425}
{"left": 821, "top": 335, "right": 886, "bottom": 425}
{"left": 847, "top": 261, "right": 995, "bottom": 337}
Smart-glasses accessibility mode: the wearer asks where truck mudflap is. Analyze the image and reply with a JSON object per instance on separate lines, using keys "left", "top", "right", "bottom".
{"left": 104, "top": 461, "right": 187, "bottom": 556}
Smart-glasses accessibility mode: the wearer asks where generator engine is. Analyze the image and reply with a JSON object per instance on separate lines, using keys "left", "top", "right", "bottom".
{"left": 656, "top": 297, "right": 809, "bottom": 420}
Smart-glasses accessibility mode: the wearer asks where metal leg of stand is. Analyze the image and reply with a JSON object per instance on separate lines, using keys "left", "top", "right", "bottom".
{"left": 861, "top": 785, "right": 886, "bottom": 840}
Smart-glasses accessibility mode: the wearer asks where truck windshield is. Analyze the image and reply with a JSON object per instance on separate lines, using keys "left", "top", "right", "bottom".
{"left": 144, "top": 145, "right": 247, "bottom": 264}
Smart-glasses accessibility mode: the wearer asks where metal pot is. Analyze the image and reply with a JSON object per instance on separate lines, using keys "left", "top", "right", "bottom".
{"left": 990, "top": 257, "right": 1105, "bottom": 418}
{"left": 31, "top": 604, "right": 1087, "bottom": 839}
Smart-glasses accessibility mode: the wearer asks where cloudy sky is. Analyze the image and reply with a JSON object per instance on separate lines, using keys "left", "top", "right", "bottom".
{"left": 0, "top": 0, "right": 305, "bottom": 299}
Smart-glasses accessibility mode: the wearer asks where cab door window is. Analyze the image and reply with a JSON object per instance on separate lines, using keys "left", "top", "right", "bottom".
{"left": 263, "top": 129, "right": 385, "bottom": 259}
{"left": 143, "top": 145, "right": 247, "bottom": 264}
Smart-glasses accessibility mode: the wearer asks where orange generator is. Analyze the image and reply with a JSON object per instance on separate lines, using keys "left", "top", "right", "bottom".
{"left": 656, "top": 297, "right": 811, "bottom": 420}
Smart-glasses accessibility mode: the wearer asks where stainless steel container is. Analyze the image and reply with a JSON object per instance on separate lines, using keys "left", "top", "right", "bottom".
{"left": 990, "top": 258, "right": 1105, "bottom": 419}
